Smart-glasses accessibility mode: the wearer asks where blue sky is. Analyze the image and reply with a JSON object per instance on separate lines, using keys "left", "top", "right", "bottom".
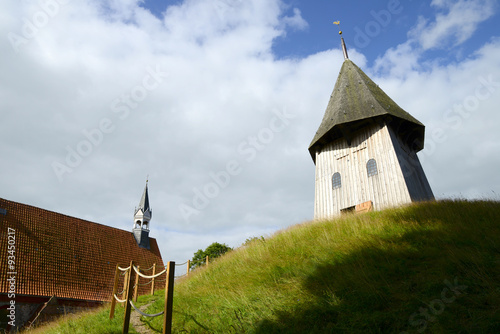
{"left": 1, "top": 0, "right": 499, "bottom": 262}
{"left": 281, "top": 1, "right": 499, "bottom": 67}
{"left": 142, "top": 0, "right": 498, "bottom": 64}
{"left": 270, "top": 0, "right": 423, "bottom": 60}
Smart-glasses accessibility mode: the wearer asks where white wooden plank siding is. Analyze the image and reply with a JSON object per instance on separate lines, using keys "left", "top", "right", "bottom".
{"left": 313, "top": 122, "right": 433, "bottom": 219}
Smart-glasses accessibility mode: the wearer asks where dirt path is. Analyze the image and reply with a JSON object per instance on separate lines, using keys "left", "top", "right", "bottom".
{"left": 130, "top": 300, "right": 160, "bottom": 334}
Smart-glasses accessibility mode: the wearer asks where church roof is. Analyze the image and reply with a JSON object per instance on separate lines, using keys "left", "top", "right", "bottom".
{"left": 308, "top": 59, "right": 425, "bottom": 161}
{"left": 0, "top": 198, "right": 164, "bottom": 302}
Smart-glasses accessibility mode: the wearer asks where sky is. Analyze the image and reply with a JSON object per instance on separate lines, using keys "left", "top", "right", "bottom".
{"left": 1, "top": 0, "right": 499, "bottom": 263}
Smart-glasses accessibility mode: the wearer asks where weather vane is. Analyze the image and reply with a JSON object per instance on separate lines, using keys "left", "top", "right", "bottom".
{"left": 333, "top": 20, "right": 342, "bottom": 35}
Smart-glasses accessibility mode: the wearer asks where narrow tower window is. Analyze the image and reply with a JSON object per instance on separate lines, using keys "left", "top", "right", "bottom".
{"left": 367, "top": 159, "right": 378, "bottom": 177}
{"left": 332, "top": 172, "right": 341, "bottom": 189}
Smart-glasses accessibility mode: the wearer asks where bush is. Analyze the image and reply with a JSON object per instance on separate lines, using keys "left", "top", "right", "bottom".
{"left": 191, "top": 242, "right": 232, "bottom": 269}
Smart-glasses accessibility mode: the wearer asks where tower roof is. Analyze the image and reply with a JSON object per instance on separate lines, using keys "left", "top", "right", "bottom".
{"left": 308, "top": 59, "right": 425, "bottom": 161}
{"left": 137, "top": 181, "right": 151, "bottom": 213}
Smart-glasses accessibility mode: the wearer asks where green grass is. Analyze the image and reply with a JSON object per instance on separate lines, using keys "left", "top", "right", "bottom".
{"left": 31, "top": 200, "right": 500, "bottom": 333}
{"left": 22, "top": 302, "right": 139, "bottom": 334}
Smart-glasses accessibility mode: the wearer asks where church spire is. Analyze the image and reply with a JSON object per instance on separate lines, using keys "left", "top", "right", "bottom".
{"left": 133, "top": 179, "right": 152, "bottom": 249}
{"left": 137, "top": 179, "right": 151, "bottom": 214}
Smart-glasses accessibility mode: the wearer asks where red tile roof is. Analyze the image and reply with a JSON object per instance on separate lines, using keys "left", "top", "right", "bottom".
{"left": 0, "top": 198, "right": 164, "bottom": 302}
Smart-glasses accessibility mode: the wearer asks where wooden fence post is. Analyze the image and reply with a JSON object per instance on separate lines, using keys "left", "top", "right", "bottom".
{"left": 133, "top": 265, "right": 140, "bottom": 302}
{"left": 150, "top": 263, "right": 156, "bottom": 296}
{"left": 123, "top": 261, "right": 134, "bottom": 334}
{"left": 206, "top": 255, "right": 209, "bottom": 267}
{"left": 109, "top": 264, "right": 120, "bottom": 319}
{"left": 121, "top": 267, "right": 129, "bottom": 308}
{"left": 163, "top": 261, "right": 175, "bottom": 334}
{"left": 186, "top": 260, "right": 190, "bottom": 276}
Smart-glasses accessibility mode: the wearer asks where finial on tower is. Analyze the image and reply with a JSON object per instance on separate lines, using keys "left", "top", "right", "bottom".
{"left": 334, "top": 20, "right": 349, "bottom": 60}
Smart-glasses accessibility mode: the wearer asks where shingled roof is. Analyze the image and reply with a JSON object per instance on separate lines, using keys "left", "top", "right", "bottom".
{"left": 0, "top": 198, "right": 164, "bottom": 302}
{"left": 308, "top": 59, "right": 425, "bottom": 161}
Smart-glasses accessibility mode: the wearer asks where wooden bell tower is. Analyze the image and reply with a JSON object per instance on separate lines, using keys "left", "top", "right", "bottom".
{"left": 309, "top": 29, "right": 434, "bottom": 219}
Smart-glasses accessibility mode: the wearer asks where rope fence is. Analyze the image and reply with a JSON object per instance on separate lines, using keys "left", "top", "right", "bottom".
{"left": 138, "top": 279, "right": 154, "bottom": 286}
{"left": 113, "top": 294, "right": 127, "bottom": 303}
{"left": 109, "top": 257, "right": 212, "bottom": 333}
{"left": 133, "top": 265, "right": 167, "bottom": 279}
{"left": 130, "top": 300, "right": 165, "bottom": 318}
{"left": 141, "top": 264, "right": 156, "bottom": 272}
{"left": 109, "top": 261, "right": 175, "bottom": 334}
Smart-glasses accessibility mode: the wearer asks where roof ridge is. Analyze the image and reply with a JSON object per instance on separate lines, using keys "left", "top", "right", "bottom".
{"left": 0, "top": 197, "right": 157, "bottom": 239}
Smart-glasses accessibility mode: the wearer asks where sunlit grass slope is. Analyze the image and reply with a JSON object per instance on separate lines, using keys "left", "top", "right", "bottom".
{"left": 142, "top": 200, "right": 500, "bottom": 333}
{"left": 27, "top": 200, "right": 500, "bottom": 333}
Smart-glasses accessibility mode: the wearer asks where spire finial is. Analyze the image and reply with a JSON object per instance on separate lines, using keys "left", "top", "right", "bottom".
{"left": 334, "top": 20, "right": 349, "bottom": 60}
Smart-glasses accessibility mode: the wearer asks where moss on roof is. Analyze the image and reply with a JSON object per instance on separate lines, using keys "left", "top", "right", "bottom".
{"left": 309, "top": 60, "right": 425, "bottom": 160}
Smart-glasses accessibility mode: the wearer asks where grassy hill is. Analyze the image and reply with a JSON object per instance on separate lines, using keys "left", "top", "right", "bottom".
{"left": 29, "top": 200, "right": 500, "bottom": 333}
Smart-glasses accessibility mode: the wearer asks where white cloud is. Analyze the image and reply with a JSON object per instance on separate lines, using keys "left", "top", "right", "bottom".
{"left": 281, "top": 8, "right": 308, "bottom": 31}
{"left": 0, "top": 0, "right": 499, "bottom": 263}
{"left": 372, "top": 41, "right": 420, "bottom": 78}
{"left": 410, "top": 0, "right": 496, "bottom": 50}
{"left": 0, "top": 0, "right": 316, "bottom": 262}
{"left": 373, "top": 37, "right": 500, "bottom": 199}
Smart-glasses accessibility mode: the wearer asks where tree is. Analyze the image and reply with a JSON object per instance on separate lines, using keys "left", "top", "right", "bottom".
{"left": 191, "top": 242, "right": 232, "bottom": 269}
